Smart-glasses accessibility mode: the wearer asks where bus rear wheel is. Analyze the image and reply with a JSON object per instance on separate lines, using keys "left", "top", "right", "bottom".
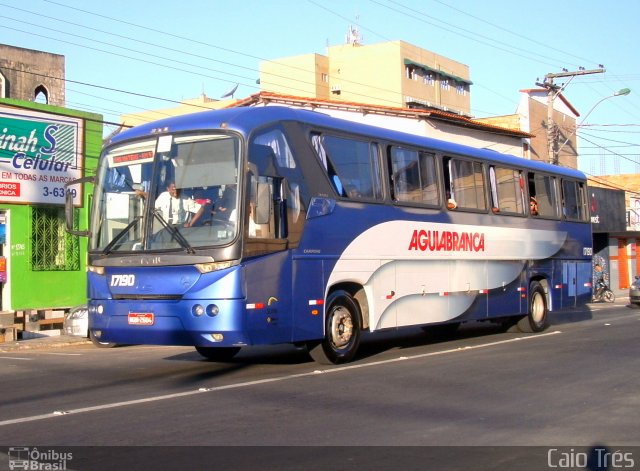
{"left": 308, "top": 290, "right": 361, "bottom": 365}
{"left": 517, "top": 282, "right": 548, "bottom": 333}
{"left": 195, "top": 346, "right": 240, "bottom": 361}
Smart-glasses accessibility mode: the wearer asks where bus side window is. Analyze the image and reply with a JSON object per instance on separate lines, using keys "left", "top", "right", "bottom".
{"left": 251, "top": 127, "right": 308, "bottom": 245}
{"left": 445, "top": 157, "right": 486, "bottom": 211}
{"left": 311, "top": 133, "right": 345, "bottom": 196}
{"left": 443, "top": 157, "right": 457, "bottom": 209}
{"left": 528, "top": 172, "right": 559, "bottom": 218}
{"left": 389, "top": 147, "right": 439, "bottom": 206}
{"left": 490, "top": 165, "right": 525, "bottom": 215}
{"left": 312, "top": 133, "right": 382, "bottom": 200}
{"left": 561, "top": 179, "right": 587, "bottom": 221}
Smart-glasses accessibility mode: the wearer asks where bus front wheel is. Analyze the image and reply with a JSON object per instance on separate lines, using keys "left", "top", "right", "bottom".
{"left": 195, "top": 346, "right": 240, "bottom": 361}
{"left": 517, "top": 282, "right": 548, "bottom": 333}
{"left": 308, "top": 290, "right": 361, "bottom": 365}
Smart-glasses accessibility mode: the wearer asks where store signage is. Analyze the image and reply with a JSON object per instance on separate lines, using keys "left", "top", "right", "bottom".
{"left": 0, "top": 106, "right": 84, "bottom": 205}
{"left": 589, "top": 187, "right": 626, "bottom": 233}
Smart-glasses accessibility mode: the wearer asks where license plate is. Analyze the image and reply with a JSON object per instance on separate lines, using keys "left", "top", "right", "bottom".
{"left": 128, "top": 312, "right": 154, "bottom": 326}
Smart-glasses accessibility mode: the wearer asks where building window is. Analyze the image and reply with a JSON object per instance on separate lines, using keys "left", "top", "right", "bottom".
{"left": 456, "top": 83, "right": 466, "bottom": 95}
{"left": 31, "top": 206, "right": 80, "bottom": 271}
{"left": 34, "top": 85, "right": 49, "bottom": 104}
{"left": 423, "top": 73, "right": 435, "bottom": 86}
{"left": 405, "top": 66, "right": 419, "bottom": 81}
{"left": 440, "top": 79, "right": 450, "bottom": 91}
{"left": 321, "top": 73, "right": 328, "bottom": 82}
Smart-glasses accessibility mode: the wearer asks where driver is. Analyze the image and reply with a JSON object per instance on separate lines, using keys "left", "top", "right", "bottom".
{"left": 154, "top": 182, "right": 204, "bottom": 228}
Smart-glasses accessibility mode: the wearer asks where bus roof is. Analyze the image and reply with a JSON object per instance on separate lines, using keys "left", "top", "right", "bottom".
{"left": 111, "top": 105, "right": 586, "bottom": 180}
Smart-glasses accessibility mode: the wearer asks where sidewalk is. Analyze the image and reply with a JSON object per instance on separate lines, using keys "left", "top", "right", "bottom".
{"left": 0, "top": 333, "right": 91, "bottom": 352}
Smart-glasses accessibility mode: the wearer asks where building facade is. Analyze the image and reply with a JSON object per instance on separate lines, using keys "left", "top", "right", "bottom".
{"left": 476, "top": 89, "right": 579, "bottom": 169}
{"left": 0, "top": 44, "right": 65, "bottom": 106}
{"left": 588, "top": 175, "right": 640, "bottom": 293}
{"left": 0, "top": 45, "right": 101, "bottom": 340}
{"left": 0, "top": 98, "right": 102, "bottom": 337}
{"left": 260, "top": 38, "right": 472, "bottom": 116}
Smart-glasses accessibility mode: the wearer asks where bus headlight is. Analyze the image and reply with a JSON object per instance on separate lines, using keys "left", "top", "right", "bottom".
{"left": 206, "top": 304, "right": 220, "bottom": 317}
{"left": 88, "top": 265, "right": 105, "bottom": 275}
{"left": 192, "top": 304, "right": 205, "bottom": 317}
{"left": 195, "top": 260, "right": 239, "bottom": 274}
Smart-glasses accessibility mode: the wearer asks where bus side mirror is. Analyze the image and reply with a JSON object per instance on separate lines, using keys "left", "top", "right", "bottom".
{"left": 64, "top": 176, "right": 94, "bottom": 236}
{"left": 254, "top": 181, "right": 272, "bottom": 225}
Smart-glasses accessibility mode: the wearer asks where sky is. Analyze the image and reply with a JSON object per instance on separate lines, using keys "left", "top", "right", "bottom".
{"left": 2, "top": 0, "right": 639, "bottom": 177}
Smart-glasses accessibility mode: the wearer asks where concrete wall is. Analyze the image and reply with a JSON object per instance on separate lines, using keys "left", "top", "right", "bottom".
{"left": 0, "top": 44, "right": 65, "bottom": 107}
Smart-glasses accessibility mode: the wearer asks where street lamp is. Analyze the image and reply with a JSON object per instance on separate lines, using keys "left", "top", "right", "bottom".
{"left": 557, "top": 88, "right": 631, "bottom": 155}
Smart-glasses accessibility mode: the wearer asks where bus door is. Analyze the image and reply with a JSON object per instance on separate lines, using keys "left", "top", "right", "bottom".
{"left": 291, "top": 257, "right": 325, "bottom": 341}
{"left": 245, "top": 251, "right": 292, "bottom": 344}
{"left": 562, "top": 261, "right": 592, "bottom": 307}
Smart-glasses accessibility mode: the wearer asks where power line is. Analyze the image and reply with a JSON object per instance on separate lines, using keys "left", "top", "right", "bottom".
{"left": 35, "top": 1, "right": 463, "bottom": 110}
{"left": 427, "top": 0, "right": 597, "bottom": 67}
{"left": 369, "top": 0, "right": 569, "bottom": 68}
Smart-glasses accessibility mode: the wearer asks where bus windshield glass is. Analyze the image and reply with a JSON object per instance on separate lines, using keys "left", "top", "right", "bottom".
{"left": 91, "top": 133, "right": 240, "bottom": 253}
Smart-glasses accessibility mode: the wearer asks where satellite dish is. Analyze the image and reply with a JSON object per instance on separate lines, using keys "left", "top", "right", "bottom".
{"left": 221, "top": 84, "right": 239, "bottom": 99}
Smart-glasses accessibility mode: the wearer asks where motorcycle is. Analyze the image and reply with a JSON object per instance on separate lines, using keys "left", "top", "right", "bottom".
{"left": 592, "top": 277, "right": 615, "bottom": 303}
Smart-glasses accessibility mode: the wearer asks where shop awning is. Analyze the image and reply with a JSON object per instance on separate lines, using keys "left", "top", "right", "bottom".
{"left": 403, "top": 58, "right": 473, "bottom": 85}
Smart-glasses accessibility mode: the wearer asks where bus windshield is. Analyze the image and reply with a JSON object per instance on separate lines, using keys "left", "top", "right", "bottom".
{"left": 91, "top": 133, "right": 240, "bottom": 253}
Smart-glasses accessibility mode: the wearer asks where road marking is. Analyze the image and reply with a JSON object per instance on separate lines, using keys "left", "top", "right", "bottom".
{"left": 39, "top": 352, "right": 83, "bottom": 356}
{"left": 0, "top": 331, "right": 562, "bottom": 427}
{"left": 0, "top": 356, "right": 32, "bottom": 361}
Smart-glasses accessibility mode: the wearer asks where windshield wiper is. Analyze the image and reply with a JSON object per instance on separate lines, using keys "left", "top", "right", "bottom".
{"left": 152, "top": 209, "right": 196, "bottom": 254}
{"left": 102, "top": 216, "right": 142, "bottom": 255}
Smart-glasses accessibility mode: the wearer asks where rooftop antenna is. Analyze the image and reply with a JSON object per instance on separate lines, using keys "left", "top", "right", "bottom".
{"left": 220, "top": 83, "right": 239, "bottom": 99}
{"left": 345, "top": 21, "right": 362, "bottom": 46}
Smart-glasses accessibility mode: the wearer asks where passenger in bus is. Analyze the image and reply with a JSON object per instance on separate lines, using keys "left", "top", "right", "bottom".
{"left": 154, "top": 182, "right": 204, "bottom": 228}
{"left": 446, "top": 191, "right": 457, "bottom": 210}
{"left": 213, "top": 184, "right": 237, "bottom": 220}
{"left": 530, "top": 196, "right": 539, "bottom": 216}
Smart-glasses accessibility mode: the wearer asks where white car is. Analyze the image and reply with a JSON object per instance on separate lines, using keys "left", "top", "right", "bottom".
{"left": 63, "top": 305, "right": 117, "bottom": 348}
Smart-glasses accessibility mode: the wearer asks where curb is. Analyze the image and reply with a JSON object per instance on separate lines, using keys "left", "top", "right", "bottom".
{"left": 0, "top": 336, "right": 92, "bottom": 352}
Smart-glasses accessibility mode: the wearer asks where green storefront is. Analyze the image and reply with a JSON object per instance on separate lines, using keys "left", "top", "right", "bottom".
{"left": 0, "top": 98, "right": 101, "bottom": 329}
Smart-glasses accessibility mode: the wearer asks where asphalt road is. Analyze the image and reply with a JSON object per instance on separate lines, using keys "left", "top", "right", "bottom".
{"left": 0, "top": 301, "right": 639, "bottom": 469}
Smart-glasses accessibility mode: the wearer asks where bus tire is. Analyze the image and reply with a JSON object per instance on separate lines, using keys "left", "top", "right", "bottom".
{"left": 195, "top": 346, "right": 240, "bottom": 361}
{"left": 517, "top": 282, "right": 548, "bottom": 333}
{"left": 90, "top": 330, "right": 117, "bottom": 348}
{"left": 308, "top": 290, "right": 361, "bottom": 365}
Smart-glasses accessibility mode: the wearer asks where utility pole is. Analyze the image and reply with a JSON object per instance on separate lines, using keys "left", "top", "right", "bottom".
{"left": 537, "top": 68, "right": 605, "bottom": 165}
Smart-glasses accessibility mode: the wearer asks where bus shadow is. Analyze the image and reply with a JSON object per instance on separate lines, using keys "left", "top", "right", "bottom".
{"left": 354, "top": 322, "right": 510, "bottom": 361}
{"left": 550, "top": 307, "right": 594, "bottom": 326}
{"left": 165, "top": 344, "right": 313, "bottom": 365}
{"left": 163, "top": 304, "right": 602, "bottom": 367}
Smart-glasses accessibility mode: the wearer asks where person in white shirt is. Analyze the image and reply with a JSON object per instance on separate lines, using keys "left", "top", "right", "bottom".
{"left": 154, "top": 182, "right": 204, "bottom": 228}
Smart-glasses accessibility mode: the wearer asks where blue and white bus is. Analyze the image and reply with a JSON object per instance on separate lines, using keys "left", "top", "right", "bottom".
{"left": 66, "top": 106, "right": 592, "bottom": 364}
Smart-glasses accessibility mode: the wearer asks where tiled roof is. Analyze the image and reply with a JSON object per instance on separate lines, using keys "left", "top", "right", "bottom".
{"left": 229, "top": 92, "right": 533, "bottom": 138}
